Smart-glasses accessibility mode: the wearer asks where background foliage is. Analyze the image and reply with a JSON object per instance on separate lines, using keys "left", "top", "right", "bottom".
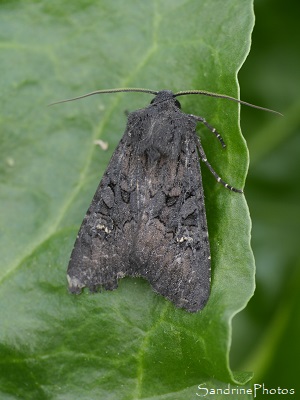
{"left": 0, "top": 0, "right": 298, "bottom": 399}
{"left": 232, "top": 0, "right": 300, "bottom": 397}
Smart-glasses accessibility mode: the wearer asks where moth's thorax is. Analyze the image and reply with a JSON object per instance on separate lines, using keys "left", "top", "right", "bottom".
{"left": 125, "top": 93, "right": 195, "bottom": 162}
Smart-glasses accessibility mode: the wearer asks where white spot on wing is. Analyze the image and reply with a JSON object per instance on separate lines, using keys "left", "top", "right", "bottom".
{"left": 67, "top": 274, "right": 83, "bottom": 289}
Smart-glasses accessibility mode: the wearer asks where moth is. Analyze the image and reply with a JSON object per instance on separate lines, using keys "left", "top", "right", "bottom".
{"left": 52, "top": 88, "right": 280, "bottom": 312}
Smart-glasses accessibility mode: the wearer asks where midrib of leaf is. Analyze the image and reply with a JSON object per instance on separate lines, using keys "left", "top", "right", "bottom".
{"left": 133, "top": 304, "right": 169, "bottom": 398}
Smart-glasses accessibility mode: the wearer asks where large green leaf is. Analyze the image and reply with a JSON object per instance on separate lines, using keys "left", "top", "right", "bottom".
{"left": 0, "top": 1, "right": 255, "bottom": 398}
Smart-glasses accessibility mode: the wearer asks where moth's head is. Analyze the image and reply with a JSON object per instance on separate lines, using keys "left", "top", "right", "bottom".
{"left": 150, "top": 90, "right": 181, "bottom": 109}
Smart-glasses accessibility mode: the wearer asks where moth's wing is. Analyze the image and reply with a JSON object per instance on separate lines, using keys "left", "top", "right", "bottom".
{"left": 67, "top": 134, "right": 136, "bottom": 293}
{"left": 67, "top": 111, "right": 210, "bottom": 312}
{"left": 133, "top": 133, "right": 211, "bottom": 312}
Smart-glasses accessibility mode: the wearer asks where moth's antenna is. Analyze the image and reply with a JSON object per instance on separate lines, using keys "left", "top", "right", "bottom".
{"left": 174, "top": 90, "right": 283, "bottom": 116}
{"left": 49, "top": 87, "right": 282, "bottom": 116}
{"left": 48, "top": 88, "right": 159, "bottom": 106}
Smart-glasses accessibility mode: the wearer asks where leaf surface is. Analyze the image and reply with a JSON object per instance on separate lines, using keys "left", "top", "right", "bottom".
{"left": 0, "top": 1, "right": 254, "bottom": 398}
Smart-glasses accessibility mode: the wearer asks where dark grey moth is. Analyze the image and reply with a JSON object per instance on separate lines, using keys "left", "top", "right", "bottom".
{"left": 52, "top": 88, "right": 280, "bottom": 312}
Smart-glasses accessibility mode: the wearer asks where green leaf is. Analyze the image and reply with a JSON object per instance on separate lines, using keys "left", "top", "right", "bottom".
{"left": 0, "top": 0, "right": 255, "bottom": 398}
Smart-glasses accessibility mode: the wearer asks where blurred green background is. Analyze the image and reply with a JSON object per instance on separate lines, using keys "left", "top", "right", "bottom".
{"left": 231, "top": 0, "right": 300, "bottom": 394}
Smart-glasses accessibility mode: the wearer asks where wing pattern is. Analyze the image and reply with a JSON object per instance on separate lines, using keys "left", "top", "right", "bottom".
{"left": 67, "top": 95, "right": 210, "bottom": 312}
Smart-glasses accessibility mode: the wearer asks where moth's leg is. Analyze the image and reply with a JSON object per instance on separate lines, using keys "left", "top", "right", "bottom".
{"left": 189, "top": 114, "right": 226, "bottom": 148}
{"left": 195, "top": 136, "right": 243, "bottom": 193}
